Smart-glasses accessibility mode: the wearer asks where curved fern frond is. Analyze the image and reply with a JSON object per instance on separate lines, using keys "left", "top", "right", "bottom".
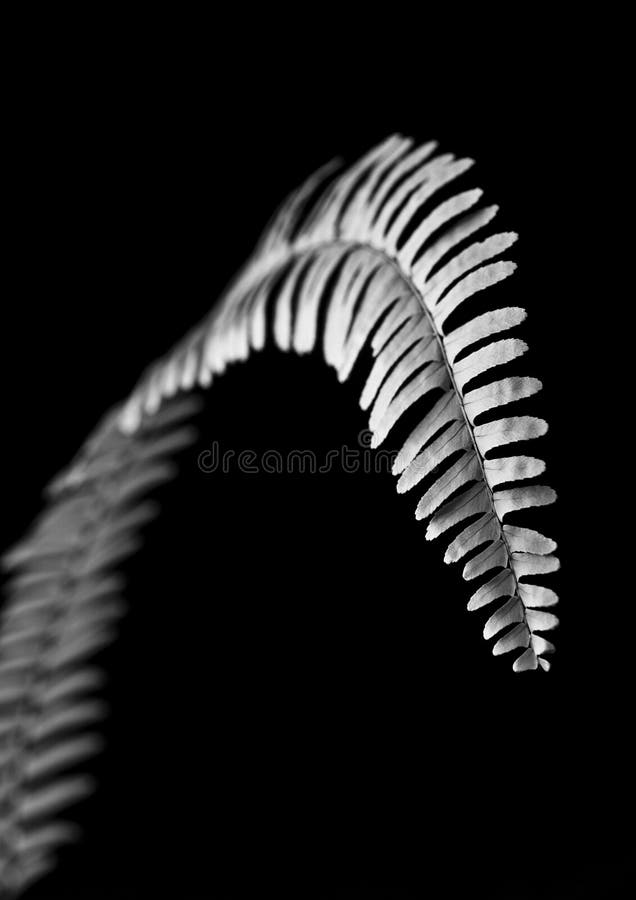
{"left": 120, "top": 133, "right": 559, "bottom": 672}
{"left": 0, "top": 134, "right": 558, "bottom": 895}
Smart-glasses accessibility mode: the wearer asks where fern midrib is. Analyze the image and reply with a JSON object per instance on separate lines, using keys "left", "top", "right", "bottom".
{"left": 377, "top": 245, "right": 523, "bottom": 631}
{"left": 347, "top": 240, "right": 521, "bottom": 627}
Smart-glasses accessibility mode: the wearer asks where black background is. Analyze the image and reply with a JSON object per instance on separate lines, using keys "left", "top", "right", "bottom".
{"left": 2, "top": 15, "right": 632, "bottom": 900}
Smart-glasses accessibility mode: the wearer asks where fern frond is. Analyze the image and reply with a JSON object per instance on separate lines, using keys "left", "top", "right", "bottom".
{"left": 0, "top": 134, "right": 558, "bottom": 894}
{"left": 0, "top": 398, "right": 199, "bottom": 895}
{"left": 120, "top": 133, "right": 559, "bottom": 675}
